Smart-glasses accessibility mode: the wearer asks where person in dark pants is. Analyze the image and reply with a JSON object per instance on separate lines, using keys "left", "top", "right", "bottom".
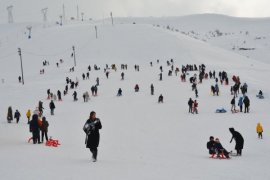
{"left": 229, "top": 128, "right": 244, "bottom": 156}
{"left": 83, "top": 111, "right": 102, "bottom": 162}
{"left": 214, "top": 138, "right": 230, "bottom": 158}
{"left": 188, "top": 98, "right": 193, "bottom": 113}
{"left": 49, "top": 100, "right": 56, "bottom": 115}
{"left": 14, "top": 110, "right": 21, "bottom": 123}
{"left": 206, "top": 136, "right": 215, "bottom": 155}
{"left": 40, "top": 117, "right": 49, "bottom": 142}
{"left": 243, "top": 96, "right": 250, "bottom": 113}
{"left": 29, "top": 114, "right": 41, "bottom": 144}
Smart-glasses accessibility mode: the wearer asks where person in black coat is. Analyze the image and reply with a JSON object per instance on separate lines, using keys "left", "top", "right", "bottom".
{"left": 229, "top": 127, "right": 244, "bottom": 156}
{"left": 14, "top": 110, "right": 21, "bottom": 123}
{"left": 30, "top": 114, "right": 41, "bottom": 144}
{"left": 188, "top": 98, "right": 193, "bottom": 113}
{"left": 206, "top": 136, "right": 215, "bottom": 155}
{"left": 49, "top": 100, "right": 56, "bottom": 115}
{"left": 83, "top": 111, "right": 102, "bottom": 162}
{"left": 57, "top": 90, "right": 62, "bottom": 101}
{"left": 243, "top": 96, "right": 250, "bottom": 113}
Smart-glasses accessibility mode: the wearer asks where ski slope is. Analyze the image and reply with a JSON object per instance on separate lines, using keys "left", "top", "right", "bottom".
{"left": 1, "top": 16, "right": 270, "bottom": 180}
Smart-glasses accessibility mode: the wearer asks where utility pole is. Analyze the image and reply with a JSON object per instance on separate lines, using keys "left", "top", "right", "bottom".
{"left": 72, "top": 46, "right": 76, "bottom": 66}
{"left": 18, "top": 48, "right": 24, "bottom": 85}
{"left": 41, "top": 8, "right": 48, "bottom": 27}
{"left": 95, "top": 26, "right": 98, "bottom": 39}
{"left": 81, "top": 12, "right": 84, "bottom": 21}
{"left": 59, "top": 15, "right": 63, "bottom": 26}
{"left": 110, "top": 12, "right": 114, "bottom": 26}
{"left": 77, "top": 5, "right": 79, "bottom": 20}
{"left": 62, "top": 4, "right": 66, "bottom": 23}
{"left": 26, "top": 26, "right": 32, "bottom": 39}
{"left": 7, "top": 5, "right": 14, "bottom": 23}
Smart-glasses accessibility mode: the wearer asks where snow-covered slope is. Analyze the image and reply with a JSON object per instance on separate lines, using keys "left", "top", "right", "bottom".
{"left": 1, "top": 16, "right": 270, "bottom": 180}
{"left": 113, "top": 14, "right": 270, "bottom": 64}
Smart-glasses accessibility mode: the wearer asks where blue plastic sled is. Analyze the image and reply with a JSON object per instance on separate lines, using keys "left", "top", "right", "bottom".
{"left": 216, "top": 108, "right": 227, "bottom": 113}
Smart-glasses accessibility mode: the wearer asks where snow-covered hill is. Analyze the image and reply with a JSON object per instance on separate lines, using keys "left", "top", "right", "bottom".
{"left": 1, "top": 15, "right": 270, "bottom": 180}
{"left": 113, "top": 14, "right": 270, "bottom": 64}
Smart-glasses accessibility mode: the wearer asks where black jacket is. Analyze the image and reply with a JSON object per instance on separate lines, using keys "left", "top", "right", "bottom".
{"left": 83, "top": 118, "right": 102, "bottom": 148}
{"left": 207, "top": 140, "right": 215, "bottom": 154}
{"left": 229, "top": 128, "right": 244, "bottom": 150}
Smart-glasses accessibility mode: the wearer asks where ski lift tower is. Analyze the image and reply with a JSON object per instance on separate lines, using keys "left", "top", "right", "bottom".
{"left": 26, "top": 26, "right": 32, "bottom": 39}
{"left": 41, "top": 8, "right": 48, "bottom": 27}
{"left": 7, "top": 5, "right": 14, "bottom": 23}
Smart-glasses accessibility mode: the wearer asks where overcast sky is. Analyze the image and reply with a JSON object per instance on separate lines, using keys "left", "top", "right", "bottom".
{"left": 0, "top": 0, "right": 269, "bottom": 23}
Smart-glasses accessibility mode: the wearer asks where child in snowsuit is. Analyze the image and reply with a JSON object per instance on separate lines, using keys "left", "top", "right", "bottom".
{"left": 26, "top": 109, "right": 31, "bottom": 124}
{"left": 256, "top": 123, "right": 263, "bottom": 139}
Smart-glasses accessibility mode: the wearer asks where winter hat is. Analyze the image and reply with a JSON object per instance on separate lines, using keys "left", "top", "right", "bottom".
{"left": 229, "top": 127, "right": 235, "bottom": 133}
{"left": 209, "top": 136, "right": 214, "bottom": 140}
{"left": 42, "top": 117, "right": 46, "bottom": 121}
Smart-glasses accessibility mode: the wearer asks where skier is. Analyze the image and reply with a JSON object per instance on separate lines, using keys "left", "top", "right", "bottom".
{"left": 7, "top": 106, "right": 13, "bottom": 123}
{"left": 150, "top": 84, "right": 154, "bottom": 95}
{"left": 40, "top": 116, "right": 49, "bottom": 143}
{"left": 121, "top": 72, "right": 124, "bottom": 80}
{"left": 82, "top": 73, "right": 86, "bottom": 80}
{"left": 256, "top": 123, "right": 263, "bottom": 139}
{"left": 83, "top": 111, "right": 102, "bottom": 162}
{"left": 26, "top": 109, "right": 31, "bottom": 124}
{"left": 229, "top": 128, "right": 244, "bottom": 156}
{"left": 188, "top": 98, "right": 193, "bottom": 113}
{"left": 49, "top": 100, "right": 56, "bottom": 115}
{"left": 14, "top": 110, "right": 21, "bottom": 123}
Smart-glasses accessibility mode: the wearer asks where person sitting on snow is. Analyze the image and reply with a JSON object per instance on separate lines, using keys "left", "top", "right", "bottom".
{"left": 214, "top": 138, "right": 230, "bottom": 158}
{"left": 207, "top": 136, "right": 215, "bottom": 155}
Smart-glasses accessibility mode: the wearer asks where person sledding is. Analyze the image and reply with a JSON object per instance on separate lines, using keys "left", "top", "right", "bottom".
{"left": 207, "top": 136, "right": 230, "bottom": 159}
{"left": 256, "top": 90, "right": 264, "bottom": 99}
{"left": 214, "top": 138, "right": 230, "bottom": 159}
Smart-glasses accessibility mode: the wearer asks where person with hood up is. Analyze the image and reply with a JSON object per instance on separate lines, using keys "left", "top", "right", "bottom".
{"left": 14, "top": 110, "right": 21, "bottom": 123}
{"left": 256, "top": 123, "right": 263, "bottom": 139}
{"left": 26, "top": 109, "right": 31, "bottom": 124}
{"left": 238, "top": 96, "right": 243, "bottom": 112}
{"left": 229, "top": 128, "right": 244, "bottom": 156}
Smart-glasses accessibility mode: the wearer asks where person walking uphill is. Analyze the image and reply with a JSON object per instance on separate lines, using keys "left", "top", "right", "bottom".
{"left": 83, "top": 111, "right": 102, "bottom": 162}
{"left": 229, "top": 128, "right": 244, "bottom": 156}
